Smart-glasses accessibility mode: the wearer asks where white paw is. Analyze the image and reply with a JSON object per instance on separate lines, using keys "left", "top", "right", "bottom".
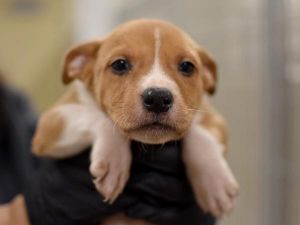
{"left": 183, "top": 124, "right": 239, "bottom": 218}
{"left": 190, "top": 162, "right": 239, "bottom": 218}
{"left": 90, "top": 156, "right": 131, "bottom": 204}
{"left": 89, "top": 139, "right": 132, "bottom": 204}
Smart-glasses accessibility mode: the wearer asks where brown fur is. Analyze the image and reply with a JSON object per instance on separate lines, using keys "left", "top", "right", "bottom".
{"left": 32, "top": 110, "right": 65, "bottom": 155}
{"left": 63, "top": 19, "right": 220, "bottom": 144}
{"left": 200, "top": 99, "right": 228, "bottom": 149}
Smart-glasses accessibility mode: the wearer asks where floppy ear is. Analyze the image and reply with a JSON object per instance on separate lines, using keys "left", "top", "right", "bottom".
{"left": 198, "top": 48, "right": 217, "bottom": 95}
{"left": 62, "top": 40, "right": 101, "bottom": 84}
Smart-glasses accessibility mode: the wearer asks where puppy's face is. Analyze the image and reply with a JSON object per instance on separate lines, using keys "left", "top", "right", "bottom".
{"left": 63, "top": 19, "right": 217, "bottom": 144}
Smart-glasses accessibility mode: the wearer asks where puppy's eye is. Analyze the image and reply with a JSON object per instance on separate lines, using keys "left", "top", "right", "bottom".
{"left": 178, "top": 61, "right": 195, "bottom": 76}
{"left": 111, "top": 59, "right": 131, "bottom": 75}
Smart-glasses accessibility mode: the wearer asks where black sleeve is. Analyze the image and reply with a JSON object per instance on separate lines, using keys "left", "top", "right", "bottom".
{"left": 0, "top": 86, "right": 38, "bottom": 204}
{"left": 25, "top": 141, "right": 216, "bottom": 225}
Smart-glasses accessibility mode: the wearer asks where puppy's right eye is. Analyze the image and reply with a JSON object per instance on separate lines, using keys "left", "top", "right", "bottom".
{"left": 111, "top": 59, "right": 131, "bottom": 75}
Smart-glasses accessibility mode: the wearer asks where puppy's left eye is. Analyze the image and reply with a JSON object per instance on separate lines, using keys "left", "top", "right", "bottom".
{"left": 111, "top": 59, "right": 132, "bottom": 75}
{"left": 178, "top": 61, "right": 195, "bottom": 76}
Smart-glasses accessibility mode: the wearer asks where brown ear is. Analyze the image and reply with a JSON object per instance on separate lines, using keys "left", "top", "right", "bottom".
{"left": 62, "top": 40, "right": 101, "bottom": 84}
{"left": 198, "top": 48, "right": 217, "bottom": 95}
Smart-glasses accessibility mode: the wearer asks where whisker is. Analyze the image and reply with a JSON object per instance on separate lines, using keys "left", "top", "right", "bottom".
{"left": 184, "top": 107, "right": 209, "bottom": 113}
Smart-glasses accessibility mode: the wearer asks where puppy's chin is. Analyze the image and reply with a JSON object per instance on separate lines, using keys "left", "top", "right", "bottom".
{"left": 123, "top": 128, "right": 184, "bottom": 144}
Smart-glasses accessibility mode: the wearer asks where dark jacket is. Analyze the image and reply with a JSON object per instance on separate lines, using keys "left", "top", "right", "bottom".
{"left": 0, "top": 85, "right": 38, "bottom": 204}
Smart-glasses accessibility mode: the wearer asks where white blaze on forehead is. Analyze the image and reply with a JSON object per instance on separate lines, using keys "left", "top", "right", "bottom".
{"left": 139, "top": 28, "right": 179, "bottom": 94}
{"left": 154, "top": 27, "right": 161, "bottom": 59}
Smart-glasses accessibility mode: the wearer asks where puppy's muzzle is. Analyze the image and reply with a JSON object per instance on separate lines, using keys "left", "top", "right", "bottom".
{"left": 141, "top": 87, "right": 173, "bottom": 113}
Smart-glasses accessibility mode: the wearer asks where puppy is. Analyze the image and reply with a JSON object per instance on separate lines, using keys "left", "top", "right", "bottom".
{"left": 32, "top": 19, "right": 239, "bottom": 218}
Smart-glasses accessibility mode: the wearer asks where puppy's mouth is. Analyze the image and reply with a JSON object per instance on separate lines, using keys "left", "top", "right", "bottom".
{"left": 135, "top": 122, "right": 175, "bottom": 132}
{"left": 122, "top": 112, "right": 176, "bottom": 132}
{"left": 124, "top": 119, "right": 180, "bottom": 144}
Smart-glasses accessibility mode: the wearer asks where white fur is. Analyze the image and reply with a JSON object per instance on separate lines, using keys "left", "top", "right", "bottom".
{"left": 46, "top": 81, "right": 103, "bottom": 158}
{"left": 183, "top": 123, "right": 239, "bottom": 217}
{"left": 73, "top": 80, "right": 98, "bottom": 108}
{"left": 139, "top": 28, "right": 180, "bottom": 97}
{"left": 50, "top": 104, "right": 102, "bottom": 157}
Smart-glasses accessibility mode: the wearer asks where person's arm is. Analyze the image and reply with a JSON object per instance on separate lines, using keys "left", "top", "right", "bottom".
{"left": 0, "top": 84, "right": 36, "bottom": 225}
{"left": 0, "top": 195, "right": 30, "bottom": 225}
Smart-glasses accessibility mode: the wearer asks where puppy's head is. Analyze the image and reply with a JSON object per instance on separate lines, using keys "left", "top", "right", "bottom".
{"left": 63, "top": 19, "right": 217, "bottom": 144}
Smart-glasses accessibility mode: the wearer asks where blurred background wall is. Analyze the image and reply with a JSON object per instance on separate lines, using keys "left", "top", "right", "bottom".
{"left": 0, "top": 0, "right": 72, "bottom": 110}
{"left": 0, "top": 0, "right": 299, "bottom": 225}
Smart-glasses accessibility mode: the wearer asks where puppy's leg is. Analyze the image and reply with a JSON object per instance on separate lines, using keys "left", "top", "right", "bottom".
{"left": 90, "top": 117, "right": 131, "bottom": 204}
{"left": 183, "top": 104, "right": 239, "bottom": 218}
{"left": 32, "top": 104, "right": 99, "bottom": 158}
{"left": 33, "top": 103, "right": 132, "bottom": 203}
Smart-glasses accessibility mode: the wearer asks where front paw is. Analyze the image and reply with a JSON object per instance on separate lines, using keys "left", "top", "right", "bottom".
{"left": 90, "top": 155, "right": 131, "bottom": 204}
{"left": 190, "top": 163, "right": 239, "bottom": 218}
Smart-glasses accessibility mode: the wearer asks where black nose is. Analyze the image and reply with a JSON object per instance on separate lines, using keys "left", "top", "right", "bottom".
{"left": 141, "top": 88, "right": 174, "bottom": 113}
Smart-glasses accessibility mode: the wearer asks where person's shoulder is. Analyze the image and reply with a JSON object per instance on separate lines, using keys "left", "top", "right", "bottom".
{"left": 2, "top": 84, "right": 37, "bottom": 131}
{"left": 3, "top": 85, "right": 31, "bottom": 110}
